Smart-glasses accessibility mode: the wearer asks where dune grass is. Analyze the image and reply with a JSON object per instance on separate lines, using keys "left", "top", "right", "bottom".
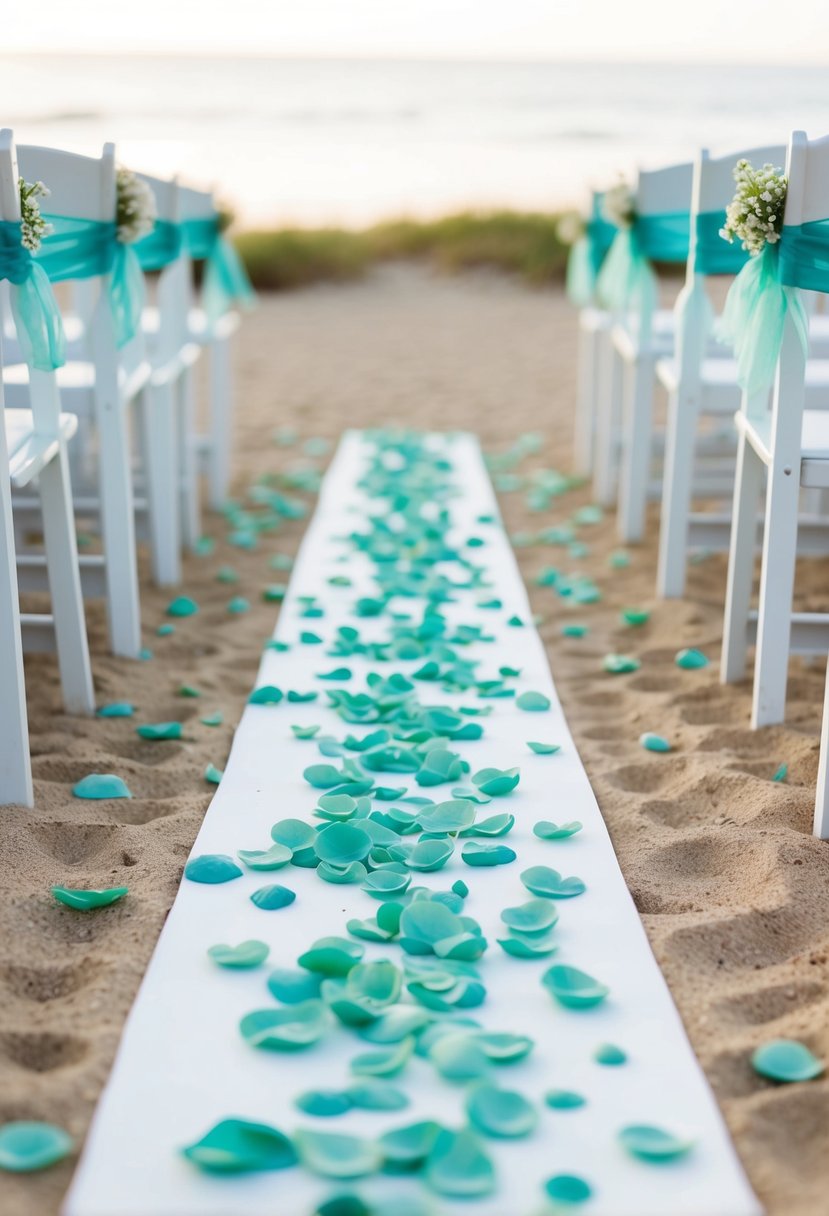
{"left": 234, "top": 211, "right": 569, "bottom": 292}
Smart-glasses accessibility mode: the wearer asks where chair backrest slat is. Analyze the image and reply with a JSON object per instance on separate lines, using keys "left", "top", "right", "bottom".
{"left": 636, "top": 161, "right": 693, "bottom": 216}
{"left": 16, "top": 144, "right": 116, "bottom": 223}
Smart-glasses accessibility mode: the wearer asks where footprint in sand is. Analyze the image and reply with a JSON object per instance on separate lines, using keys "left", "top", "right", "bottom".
{"left": 0, "top": 1030, "right": 89, "bottom": 1074}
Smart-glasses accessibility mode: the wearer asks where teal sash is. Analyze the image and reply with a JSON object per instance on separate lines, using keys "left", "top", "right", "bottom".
{"left": 34, "top": 215, "right": 145, "bottom": 348}
{"left": 0, "top": 220, "right": 66, "bottom": 371}
{"left": 134, "top": 220, "right": 183, "bottom": 273}
{"left": 597, "top": 210, "right": 689, "bottom": 314}
{"left": 779, "top": 220, "right": 829, "bottom": 293}
{"left": 635, "top": 211, "right": 690, "bottom": 263}
{"left": 718, "top": 242, "right": 808, "bottom": 397}
{"left": 181, "top": 217, "right": 256, "bottom": 326}
{"left": 694, "top": 211, "right": 748, "bottom": 276}
{"left": 566, "top": 194, "right": 617, "bottom": 307}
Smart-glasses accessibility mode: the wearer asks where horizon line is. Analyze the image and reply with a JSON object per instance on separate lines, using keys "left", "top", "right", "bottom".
{"left": 2, "top": 48, "right": 828, "bottom": 68}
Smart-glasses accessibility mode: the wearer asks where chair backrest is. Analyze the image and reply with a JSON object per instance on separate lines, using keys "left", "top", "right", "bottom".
{"left": 696, "top": 144, "right": 786, "bottom": 215}
{"left": 16, "top": 143, "right": 116, "bottom": 223}
{"left": 179, "top": 184, "right": 215, "bottom": 223}
{"left": 689, "top": 143, "right": 786, "bottom": 280}
{"left": 137, "top": 171, "right": 180, "bottom": 225}
{"left": 636, "top": 161, "right": 693, "bottom": 217}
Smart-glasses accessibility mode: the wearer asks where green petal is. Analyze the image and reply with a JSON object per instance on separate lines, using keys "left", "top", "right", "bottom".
{"left": 181, "top": 1119, "right": 296, "bottom": 1173}
{"left": 0, "top": 1121, "right": 73, "bottom": 1173}
{"left": 51, "top": 885, "right": 128, "bottom": 910}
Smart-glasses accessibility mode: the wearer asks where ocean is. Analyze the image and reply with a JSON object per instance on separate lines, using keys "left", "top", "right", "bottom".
{"left": 3, "top": 54, "right": 829, "bottom": 227}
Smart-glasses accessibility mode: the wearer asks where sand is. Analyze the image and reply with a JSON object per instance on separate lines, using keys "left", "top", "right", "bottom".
{"left": 2, "top": 262, "right": 828, "bottom": 1216}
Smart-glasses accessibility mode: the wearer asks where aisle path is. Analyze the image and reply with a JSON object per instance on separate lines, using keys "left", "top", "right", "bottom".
{"left": 64, "top": 432, "right": 761, "bottom": 1216}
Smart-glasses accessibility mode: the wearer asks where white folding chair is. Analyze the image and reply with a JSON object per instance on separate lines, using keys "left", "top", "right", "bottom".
{"left": 180, "top": 186, "right": 241, "bottom": 511}
{"left": 592, "top": 160, "right": 693, "bottom": 512}
{"left": 2, "top": 139, "right": 149, "bottom": 656}
{"left": 721, "top": 130, "right": 829, "bottom": 731}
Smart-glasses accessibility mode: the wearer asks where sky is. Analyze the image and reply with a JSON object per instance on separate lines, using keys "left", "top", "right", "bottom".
{"left": 4, "top": 0, "right": 829, "bottom": 62}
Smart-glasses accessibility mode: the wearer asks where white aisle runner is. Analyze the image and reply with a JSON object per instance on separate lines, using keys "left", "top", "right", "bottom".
{"left": 64, "top": 432, "right": 761, "bottom": 1216}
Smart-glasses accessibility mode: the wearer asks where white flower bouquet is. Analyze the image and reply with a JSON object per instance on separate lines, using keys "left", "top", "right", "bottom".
{"left": 556, "top": 210, "right": 585, "bottom": 247}
{"left": 19, "top": 179, "right": 52, "bottom": 252}
{"left": 720, "top": 160, "right": 786, "bottom": 257}
{"left": 602, "top": 180, "right": 636, "bottom": 229}
{"left": 116, "top": 168, "right": 157, "bottom": 244}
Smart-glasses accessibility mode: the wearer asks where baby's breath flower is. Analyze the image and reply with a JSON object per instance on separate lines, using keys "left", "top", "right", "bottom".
{"left": 18, "top": 178, "right": 52, "bottom": 253}
{"left": 602, "top": 180, "right": 636, "bottom": 230}
{"left": 720, "top": 159, "right": 787, "bottom": 257}
{"left": 116, "top": 168, "right": 157, "bottom": 244}
{"left": 556, "top": 210, "right": 585, "bottom": 246}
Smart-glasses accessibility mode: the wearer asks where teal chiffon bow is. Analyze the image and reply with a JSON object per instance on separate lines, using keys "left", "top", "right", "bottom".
{"left": 181, "top": 218, "right": 256, "bottom": 326}
{"left": 597, "top": 210, "right": 690, "bottom": 316}
{"left": 566, "top": 195, "right": 617, "bottom": 307}
{"left": 0, "top": 220, "right": 66, "bottom": 371}
{"left": 718, "top": 242, "right": 808, "bottom": 397}
{"left": 35, "top": 215, "right": 145, "bottom": 348}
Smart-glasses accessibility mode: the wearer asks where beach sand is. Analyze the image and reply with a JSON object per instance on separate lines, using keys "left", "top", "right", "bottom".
{"left": 2, "top": 263, "right": 828, "bottom": 1215}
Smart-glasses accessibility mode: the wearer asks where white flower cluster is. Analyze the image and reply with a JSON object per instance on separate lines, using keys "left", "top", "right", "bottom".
{"left": 556, "top": 210, "right": 585, "bottom": 247}
{"left": 19, "top": 178, "right": 52, "bottom": 253}
{"left": 116, "top": 167, "right": 157, "bottom": 244}
{"left": 602, "top": 180, "right": 636, "bottom": 229}
{"left": 720, "top": 159, "right": 786, "bottom": 257}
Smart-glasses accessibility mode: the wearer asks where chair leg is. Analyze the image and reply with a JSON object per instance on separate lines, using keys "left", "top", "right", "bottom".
{"left": 721, "top": 436, "right": 763, "bottom": 686}
{"left": 95, "top": 391, "right": 141, "bottom": 658}
{"left": 207, "top": 334, "right": 233, "bottom": 510}
{"left": 617, "top": 352, "right": 655, "bottom": 543}
{"left": 656, "top": 384, "right": 699, "bottom": 598}
{"left": 573, "top": 321, "right": 598, "bottom": 476}
{"left": 178, "top": 366, "right": 201, "bottom": 551}
{"left": 751, "top": 456, "right": 801, "bottom": 727}
{"left": 592, "top": 341, "right": 624, "bottom": 508}
{"left": 140, "top": 382, "right": 181, "bottom": 587}
{"left": 814, "top": 656, "right": 829, "bottom": 840}
{"left": 0, "top": 444, "right": 33, "bottom": 807}
{"left": 38, "top": 445, "right": 95, "bottom": 714}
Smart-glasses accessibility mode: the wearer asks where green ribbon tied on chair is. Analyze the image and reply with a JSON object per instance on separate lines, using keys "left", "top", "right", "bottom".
{"left": 0, "top": 220, "right": 66, "bottom": 372}
{"left": 34, "top": 215, "right": 145, "bottom": 349}
{"left": 566, "top": 194, "right": 617, "bottom": 307}
{"left": 694, "top": 211, "right": 749, "bottom": 276}
{"left": 597, "top": 210, "right": 690, "bottom": 319}
{"left": 718, "top": 236, "right": 812, "bottom": 398}
{"left": 181, "top": 217, "right": 256, "bottom": 327}
{"left": 134, "top": 219, "right": 183, "bottom": 273}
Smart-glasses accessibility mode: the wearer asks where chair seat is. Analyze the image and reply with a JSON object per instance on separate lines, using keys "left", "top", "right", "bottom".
{"left": 612, "top": 308, "right": 676, "bottom": 361}
{"left": 657, "top": 355, "right": 829, "bottom": 410}
{"left": 578, "top": 305, "right": 611, "bottom": 335}
{"left": 3, "top": 358, "right": 152, "bottom": 411}
{"left": 143, "top": 304, "right": 240, "bottom": 344}
{"left": 5, "top": 408, "right": 78, "bottom": 489}
{"left": 738, "top": 408, "right": 829, "bottom": 486}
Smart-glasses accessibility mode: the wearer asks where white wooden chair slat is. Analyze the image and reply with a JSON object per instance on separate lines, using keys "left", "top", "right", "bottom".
{"left": 6, "top": 409, "right": 78, "bottom": 486}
